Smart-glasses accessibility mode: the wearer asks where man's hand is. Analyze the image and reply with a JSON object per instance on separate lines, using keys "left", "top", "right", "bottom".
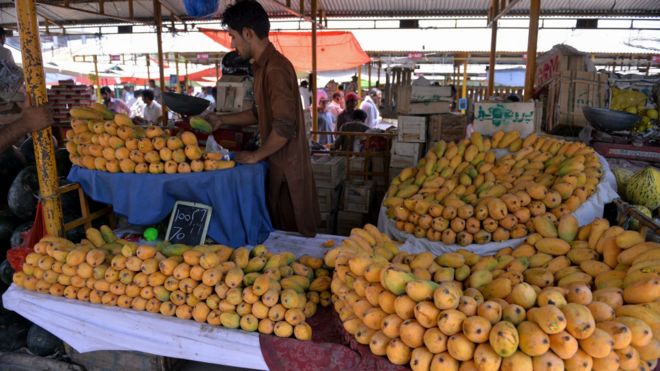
{"left": 22, "top": 103, "right": 52, "bottom": 132}
{"left": 234, "top": 151, "right": 260, "bottom": 164}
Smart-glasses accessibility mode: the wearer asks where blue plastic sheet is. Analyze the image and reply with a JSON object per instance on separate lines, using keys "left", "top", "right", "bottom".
{"left": 67, "top": 164, "right": 273, "bottom": 247}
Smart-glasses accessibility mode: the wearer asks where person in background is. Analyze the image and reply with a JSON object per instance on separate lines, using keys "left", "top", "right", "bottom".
{"left": 316, "top": 89, "right": 334, "bottom": 145}
{"left": 326, "top": 91, "right": 343, "bottom": 125}
{"left": 0, "top": 101, "right": 51, "bottom": 152}
{"left": 0, "top": 27, "right": 17, "bottom": 68}
{"left": 360, "top": 88, "right": 382, "bottom": 128}
{"left": 299, "top": 80, "right": 311, "bottom": 110}
{"left": 148, "top": 79, "right": 162, "bottom": 103}
{"left": 122, "top": 86, "right": 136, "bottom": 107}
{"left": 204, "top": 0, "right": 319, "bottom": 237}
{"left": 333, "top": 108, "right": 368, "bottom": 152}
{"left": 337, "top": 85, "right": 346, "bottom": 109}
{"left": 140, "top": 89, "right": 162, "bottom": 124}
{"left": 129, "top": 89, "right": 145, "bottom": 119}
{"left": 100, "top": 86, "right": 130, "bottom": 115}
{"left": 336, "top": 92, "right": 358, "bottom": 131}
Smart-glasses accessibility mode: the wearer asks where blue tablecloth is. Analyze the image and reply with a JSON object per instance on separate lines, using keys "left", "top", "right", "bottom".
{"left": 67, "top": 164, "right": 273, "bottom": 247}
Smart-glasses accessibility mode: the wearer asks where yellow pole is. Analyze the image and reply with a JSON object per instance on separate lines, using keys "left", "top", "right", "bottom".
{"left": 16, "top": 0, "right": 63, "bottom": 237}
{"left": 93, "top": 54, "right": 101, "bottom": 102}
{"left": 524, "top": 0, "right": 540, "bottom": 101}
{"left": 154, "top": 0, "right": 168, "bottom": 125}
{"left": 175, "top": 53, "right": 180, "bottom": 93}
{"left": 215, "top": 61, "right": 220, "bottom": 80}
{"left": 462, "top": 57, "right": 468, "bottom": 114}
{"left": 311, "top": 0, "right": 318, "bottom": 142}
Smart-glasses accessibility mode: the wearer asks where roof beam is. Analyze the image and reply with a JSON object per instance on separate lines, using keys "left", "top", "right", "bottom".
{"left": 264, "top": 0, "right": 324, "bottom": 28}
{"left": 488, "top": 0, "right": 522, "bottom": 27}
{"left": 35, "top": 1, "right": 150, "bottom": 25}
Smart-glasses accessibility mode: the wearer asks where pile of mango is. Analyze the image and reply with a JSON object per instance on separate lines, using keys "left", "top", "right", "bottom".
{"left": 327, "top": 217, "right": 660, "bottom": 370}
{"left": 384, "top": 131, "right": 603, "bottom": 245}
{"left": 66, "top": 104, "right": 233, "bottom": 174}
{"left": 12, "top": 226, "right": 332, "bottom": 340}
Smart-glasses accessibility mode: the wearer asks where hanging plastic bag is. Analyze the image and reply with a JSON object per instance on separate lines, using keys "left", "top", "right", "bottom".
{"left": 184, "top": 0, "right": 219, "bottom": 17}
{"left": 205, "top": 134, "right": 231, "bottom": 161}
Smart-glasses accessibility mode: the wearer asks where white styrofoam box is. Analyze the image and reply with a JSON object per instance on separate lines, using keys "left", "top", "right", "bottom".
{"left": 397, "top": 115, "right": 427, "bottom": 143}
{"left": 391, "top": 141, "right": 424, "bottom": 159}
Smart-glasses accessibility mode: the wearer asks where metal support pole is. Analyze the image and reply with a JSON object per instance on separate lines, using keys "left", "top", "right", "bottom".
{"left": 357, "top": 65, "right": 362, "bottom": 97}
{"left": 153, "top": 0, "right": 168, "bottom": 126}
{"left": 215, "top": 61, "right": 220, "bottom": 80}
{"left": 368, "top": 63, "right": 372, "bottom": 89}
{"left": 184, "top": 60, "right": 189, "bottom": 93}
{"left": 175, "top": 53, "right": 180, "bottom": 93}
{"left": 93, "top": 54, "right": 101, "bottom": 102}
{"left": 487, "top": 0, "right": 498, "bottom": 97}
{"left": 377, "top": 61, "right": 381, "bottom": 87}
{"left": 523, "top": 0, "right": 540, "bottom": 101}
{"left": 311, "top": 0, "right": 318, "bottom": 142}
{"left": 146, "top": 54, "right": 151, "bottom": 82}
{"left": 462, "top": 57, "right": 469, "bottom": 114}
{"left": 16, "top": 0, "right": 63, "bottom": 237}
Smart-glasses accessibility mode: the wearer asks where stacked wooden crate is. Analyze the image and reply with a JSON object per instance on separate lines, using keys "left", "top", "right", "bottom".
{"left": 48, "top": 80, "right": 94, "bottom": 124}
{"left": 311, "top": 155, "right": 345, "bottom": 234}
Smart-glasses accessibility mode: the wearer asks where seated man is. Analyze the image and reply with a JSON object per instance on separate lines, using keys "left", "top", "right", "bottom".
{"left": 333, "top": 109, "right": 369, "bottom": 152}
{"left": 140, "top": 89, "right": 162, "bottom": 124}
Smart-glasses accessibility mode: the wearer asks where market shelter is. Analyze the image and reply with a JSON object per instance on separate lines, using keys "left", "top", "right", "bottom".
{"left": 200, "top": 29, "right": 371, "bottom": 72}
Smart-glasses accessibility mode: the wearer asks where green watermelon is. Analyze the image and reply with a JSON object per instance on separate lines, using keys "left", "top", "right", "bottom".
{"left": 625, "top": 167, "right": 660, "bottom": 211}
{"left": 612, "top": 167, "right": 634, "bottom": 196}
{"left": 7, "top": 166, "right": 39, "bottom": 221}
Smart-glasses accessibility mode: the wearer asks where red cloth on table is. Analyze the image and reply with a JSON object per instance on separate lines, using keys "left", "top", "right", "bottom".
{"left": 259, "top": 306, "right": 408, "bottom": 371}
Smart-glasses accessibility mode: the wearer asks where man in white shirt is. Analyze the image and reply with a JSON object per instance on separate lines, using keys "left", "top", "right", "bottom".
{"left": 326, "top": 91, "right": 343, "bottom": 125}
{"left": 360, "top": 88, "right": 382, "bottom": 128}
{"left": 141, "top": 89, "right": 162, "bottom": 124}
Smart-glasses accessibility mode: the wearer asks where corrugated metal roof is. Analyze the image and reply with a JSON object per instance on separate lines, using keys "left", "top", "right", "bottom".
{"left": 0, "top": 0, "right": 658, "bottom": 29}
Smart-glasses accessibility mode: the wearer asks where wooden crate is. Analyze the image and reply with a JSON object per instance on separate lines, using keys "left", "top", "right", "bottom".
{"left": 542, "top": 70, "right": 607, "bottom": 132}
{"left": 317, "top": 184, "right": 341, "bottom": 213}
{"left": 427, "top": 113, "right": 467, "bottom": 143}
{"left": 317, "top": 211, "right": 337, "bottom": 234}
{"left": 343, "top": 179, "right": 374, "bottom": 214}
{"left": 337, "top": 210, "right": 365, "bottom": 236}
{"left": 390, "top": 141, "right": 424, "bottom": 168}
{"left": 311, "top": 155, "right": 346, "bottom": 188}
{"left": 397, "top": 115, "right": 427, "bottom": 143}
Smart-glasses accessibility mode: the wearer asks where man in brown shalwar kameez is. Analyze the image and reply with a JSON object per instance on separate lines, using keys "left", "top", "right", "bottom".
{"left": 207, "top": 1, "right": 320, "bottom": 236}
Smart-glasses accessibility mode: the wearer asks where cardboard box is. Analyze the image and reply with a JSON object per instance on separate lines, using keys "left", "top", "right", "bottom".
{"left": 535, "top": 44, "right": 595, "bottom": 90}
{"left": 427, "top": 113, "right": 467, "bottom": 143}
{"left": 473, "top": 102, "right": 540, "bottom": 138}
{"left": 216, "top": 76, "right": 253, "bottom": 113}
{"left": 343, "top": 180, "right": 374, "bottom": 214}
{"left": 408, "top": 86, "right": 453, "bottom": 102}
{"left": 397, "top": 115, "right": 427, "bottom": 143}
{"left": 311, "top": 156, "right": 346, "bottom": 189}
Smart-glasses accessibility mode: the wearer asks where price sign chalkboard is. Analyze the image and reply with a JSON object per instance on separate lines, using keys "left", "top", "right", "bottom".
{"left": 165, "top": 201, "right": 213, "bottom": 245}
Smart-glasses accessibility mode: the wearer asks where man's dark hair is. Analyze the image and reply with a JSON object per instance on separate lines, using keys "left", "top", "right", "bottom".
{"left": 134, "top": 89, "right": 143, "bottom": 98}
{"left": 332, "top": 92, "right": 342, "bottom": 100}
{"left": 142, "top": 89, "right": 155, "bottom": 101}
{"left": 352, "top": 109, "right": 368, "bottom": 123}
{"left": 100, "top": 86, "right": 112, "bottom": 96}
{"left": 222, "top": 1, "right": 270, "bottom": 39}
{"left": 0, "top": 27, "right": 5, "bottom": 37}
{"left": 300, "top": 80, "right": 308, "bottom": 88}
{"left": 149, "top": 79, "right": 156, "bottom": 85}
